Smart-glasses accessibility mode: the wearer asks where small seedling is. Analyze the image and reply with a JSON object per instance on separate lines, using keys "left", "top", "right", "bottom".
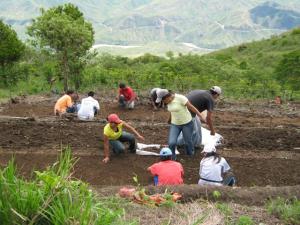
{"left": 236, "top": 215, "right": 254, "bottom": 225}
{"left": 212, "top": 190, "right": 221, "bottom": 199}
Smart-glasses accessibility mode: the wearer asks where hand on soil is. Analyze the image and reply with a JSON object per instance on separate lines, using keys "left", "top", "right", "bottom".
{"left": 138, "top": 135, "right": 145, "bottom": 141}
{"left": 102, "top": 157, "right": 110, "bottom": 163}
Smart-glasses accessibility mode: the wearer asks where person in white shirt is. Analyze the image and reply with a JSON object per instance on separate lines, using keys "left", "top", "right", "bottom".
{"left": 77, "top": 91, "right": 100, "bottom": 121}
{"left": 198, "top": 144, "right": 236, "bottom": 186}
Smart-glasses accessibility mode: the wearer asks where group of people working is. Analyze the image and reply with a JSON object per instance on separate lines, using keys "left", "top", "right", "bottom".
{"left": 53, "top": 83, "right": 235, "bottom": 187}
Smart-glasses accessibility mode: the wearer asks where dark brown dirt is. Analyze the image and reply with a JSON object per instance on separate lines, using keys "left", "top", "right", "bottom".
{"left": 0, "top": 95, "right": 299, "bottom": 189}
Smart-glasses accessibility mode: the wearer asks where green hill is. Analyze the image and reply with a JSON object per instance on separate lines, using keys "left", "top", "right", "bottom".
{"left": 81, "top": 28, "right": 300, "bottom": 100}
{"left": 204, "top": 27, "right": 300, "bottom": 98}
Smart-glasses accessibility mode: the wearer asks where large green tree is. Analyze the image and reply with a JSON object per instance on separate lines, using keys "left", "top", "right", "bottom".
{"left": 27, "top": 3, "right": 94, "bottom": 91}
{"left": 0, "top": 20, "right": 25, "bottom": 86}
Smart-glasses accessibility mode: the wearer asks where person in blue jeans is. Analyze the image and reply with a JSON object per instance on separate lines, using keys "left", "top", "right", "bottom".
{"left": 102, "top": 113, "right": 145, "bottom": 163}
{"left": 155, "top": 90, "right": 205, "bottom": 160}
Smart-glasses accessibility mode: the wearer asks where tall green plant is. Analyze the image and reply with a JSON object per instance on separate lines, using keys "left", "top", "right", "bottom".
{"left": 0, "top": 147, "right": 127, "bottom": 225}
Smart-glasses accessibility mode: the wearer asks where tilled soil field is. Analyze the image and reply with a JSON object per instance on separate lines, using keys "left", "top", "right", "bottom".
{"left": 0, "top": 94, "right": 299, "bottom": 188}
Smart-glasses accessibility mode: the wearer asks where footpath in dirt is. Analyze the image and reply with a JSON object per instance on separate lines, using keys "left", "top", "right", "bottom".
{"left": 0, "top": 94, "right": 300, "bottom": 189}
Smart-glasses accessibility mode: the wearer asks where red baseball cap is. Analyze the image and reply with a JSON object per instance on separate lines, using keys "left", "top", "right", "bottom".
{"left": 107, "top": 114, "right": 122, "bottom": 124}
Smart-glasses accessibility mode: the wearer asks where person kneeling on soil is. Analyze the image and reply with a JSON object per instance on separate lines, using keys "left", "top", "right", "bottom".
{"left": 54, "top": 90, "right": 79, "bottom": 116}
{"left": 77, "top": 91, "right": 100, "bottom": 121}
{"left": 117, "top": 83, "right": 138, "bottom": 109}
{"left": 147, "top": 147, "right": 184, "bottom": 186}
{"left": 102, "top": 113, "right": 145, "bottom": 163}
{"left": 198, "top": 144, "right": 236, "bottom": 186}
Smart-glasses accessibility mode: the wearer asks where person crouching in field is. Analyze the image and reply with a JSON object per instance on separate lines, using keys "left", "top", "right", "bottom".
{"left": 147, "top": 147, "right": 184, "bottom": 186}
{"left": 102, "top": 113, "right": 145, "bottom": 163}
{"left": 77, "top": 91, "right": 100, "bottom": 121}
{"left": 54, "top": 90, "right": 78, "bottom": 116}
{"left": 117, "top": 83, "right": 138, "bottom": 109}
{"left": 150, "top": 88, "right": 166, "bottom": 110}
{"left": 198, "top": 144, "right": 236, "bottom": 186}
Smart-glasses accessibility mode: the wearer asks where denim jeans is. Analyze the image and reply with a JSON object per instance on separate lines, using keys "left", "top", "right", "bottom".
{"left": 109, "top": 131, "right": 136, "bottom": 154}
{"left": 177, "top": 116, "right": 202, "bottom": 148}
{"left": 168, "top": 120, "right": 194, "bottom": 159}
{"left": 223, "top": 175, "right": 236, "bottom": 186}
{"left": 119, "top": 95, "right": 134, "bottom": 109}
{"left": 66, "top": 104, "right": 80, "bottom": 113}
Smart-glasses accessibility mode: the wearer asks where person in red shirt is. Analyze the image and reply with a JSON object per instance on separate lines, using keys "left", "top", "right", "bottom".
{"left": 147, "top": 148, "right": 184, "bottom": 186}
{"left": 117, "top": 83, "right": 137, "bottom": 109}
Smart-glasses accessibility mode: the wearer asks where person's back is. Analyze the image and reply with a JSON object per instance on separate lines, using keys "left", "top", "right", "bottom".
{"left": 78, "top": 95, "right": 100, "bottom": 120}
{"left": 54, "top": 94, "right": 73, "bottom": 115}
{"left": 199, "top": 156, "right": 229, "bottom": 186}
{"left": 119, "top": 86, "right": 135, "bottom": 101}
{"left": 187, "top": 90, "right": 214, "bottom": 115}
{"left": 148, "top": 160, "right": 184, "bottom": 186}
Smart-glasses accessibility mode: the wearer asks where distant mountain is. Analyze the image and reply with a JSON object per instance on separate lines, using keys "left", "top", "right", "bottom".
{"left": 1, "top": 0, "right": 300, "bottom": 55}
{"left": 250, "top": 1, "right": 300, "bottom": 29}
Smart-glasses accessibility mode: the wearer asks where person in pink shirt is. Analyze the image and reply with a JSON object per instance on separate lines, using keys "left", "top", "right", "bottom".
{"left": 117, "top": 83, "right": 137, "bottom": 109}
{"left": 147, "top": 147, "right": 184, "bottom": 186}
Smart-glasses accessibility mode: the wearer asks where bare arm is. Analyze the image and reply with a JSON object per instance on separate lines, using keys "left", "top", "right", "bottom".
{"left": 102, "top": 135, "right": 110, "bottom": 163}
{"left": 151, "top": 99, "right": 157, "bottom": 109}
{"left": 206, "top": 111, "right": 215, "bottom": 135}
{"left": 185, "top": 101, "right": 206, "bottom": 123}
{"left": 123, "top": 121, "right": 145, "bottom": 141}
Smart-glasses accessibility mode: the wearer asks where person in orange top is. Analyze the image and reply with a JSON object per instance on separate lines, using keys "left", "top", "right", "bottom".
{"left": 54, "top": 90, "right": 78, "bottom": 116}
{"left": 147, "top": 147, "right": 184, "bottom": 186}
{"left": 102, "top": 113, "right": 145, "bottom": 163}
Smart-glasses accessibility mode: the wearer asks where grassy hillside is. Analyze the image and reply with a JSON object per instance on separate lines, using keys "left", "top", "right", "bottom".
{"left": 0, "top": 26, "right": 299, "bottom": 100}
{"left": 84, "top": 27, "right": 300, "bottom": 100}
{"left": 206, "top": 27, "right": 300, "bottom": 97}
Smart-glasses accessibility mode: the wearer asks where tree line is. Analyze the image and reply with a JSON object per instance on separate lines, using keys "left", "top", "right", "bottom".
{"left": 0, "top": 3, "right": 299, "bottom": 100}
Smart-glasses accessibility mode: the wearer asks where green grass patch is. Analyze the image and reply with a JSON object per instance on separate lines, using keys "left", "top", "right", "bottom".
{"left": 267, "top": 197, "right": 300, "bottom": 225}
{"left": 0, "top": 147, "right": 132, "bottom": 225}
{"left": 235, "top": 215, "right": 254, "bottom": 225}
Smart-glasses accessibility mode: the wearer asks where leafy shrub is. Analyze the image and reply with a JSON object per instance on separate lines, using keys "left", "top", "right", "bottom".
{"left": 236, "top": 215, "right": 254, "bottom": 225}
{"left": 267, "top": 197, "right": 300, "bottom": 225}
{"left": 0, "top": 147, "right": 127, "bottom": 225}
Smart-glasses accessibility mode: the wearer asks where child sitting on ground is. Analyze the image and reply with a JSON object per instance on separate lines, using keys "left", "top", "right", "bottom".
{"left": 198, "top": 144, "right": 236, "bottom": 186}
{"left": 147, "top": 147, "right": 184, "bottom": 186}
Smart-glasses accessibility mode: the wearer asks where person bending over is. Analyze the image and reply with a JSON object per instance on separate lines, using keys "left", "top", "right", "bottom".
{"left": 149, "top": 88, "right": 166, "bottom": 110}
{"left": 102, "top": 113, "right": 144, "bottom": 163}
{"left": 177, "top": 86, "right": 222, "bottom": 148}
{"left": 156, "top": 89, "right": 205, "bottom": 160}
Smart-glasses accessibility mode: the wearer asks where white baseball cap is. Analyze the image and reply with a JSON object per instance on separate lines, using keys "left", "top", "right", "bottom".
{"left": 155, "top": 89, "right": 169, "bottom": 103}
{"left": 201, "top": 144, "right": 216, "bottom": 153}
{"left": 210, "top": 86, "right": 222, "bottom": 95}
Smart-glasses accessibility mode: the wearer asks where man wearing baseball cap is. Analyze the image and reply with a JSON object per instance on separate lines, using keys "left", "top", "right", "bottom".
{"left": 177, "top": 86, "right": 222, "bottom": 148}
{"left": 147, "top": 147, "right": 184, "bottom": 186}
{"left": 102, "top": 113, "right": 145, "bottom": 163}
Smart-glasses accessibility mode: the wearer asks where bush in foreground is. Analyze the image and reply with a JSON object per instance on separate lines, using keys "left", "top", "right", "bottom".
{"left": 267, "top": 197, "right": 300, "bottom": 225}
{"left": 0, "top": 147, "right": 127, "bottom": 225}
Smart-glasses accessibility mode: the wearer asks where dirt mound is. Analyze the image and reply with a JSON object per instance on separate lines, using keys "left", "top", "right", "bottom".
{"left": 0, "top": 95, "right": 299, "bottom": 189}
